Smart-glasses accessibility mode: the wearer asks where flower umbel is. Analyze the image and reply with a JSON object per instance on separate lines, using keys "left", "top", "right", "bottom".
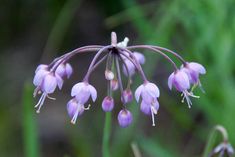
{"left": 33, "top": 32, "right": 206, "bottom": 127}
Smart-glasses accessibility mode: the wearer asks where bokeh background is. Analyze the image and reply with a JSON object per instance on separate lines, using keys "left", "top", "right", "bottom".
{"left": 0, "top": 0, "right": 235, "bottom": 156}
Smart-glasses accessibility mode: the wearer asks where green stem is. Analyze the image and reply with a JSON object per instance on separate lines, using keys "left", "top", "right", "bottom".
{"left": 102, "top": 112, "right": 112, "bottom": 157}
{"left": 22, "top": 82, "right": 40, "bottom": 157}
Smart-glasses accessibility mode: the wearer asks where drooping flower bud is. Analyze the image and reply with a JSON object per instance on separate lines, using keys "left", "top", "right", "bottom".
{"left": 102, "top": 96, "right": 114, "bottom": 112}
{"left": 105, "top": 70, "right": 114, "bottom": 80}
{"left": 121, "top": 89, "right": 133, "bottom": 104}
{"left": 55, "top": 62, "right": 73, "bottom": 79}
{"left": 110, "top": 79, "right": 119, "bottom": 91}
{"left": 181, "top": 62, "right": 206, "bottom": 84}
{"left": 168, "top": 70, "right": 190, "bottom": 92}
{"left": 118, "top": 109, "right": 133, "bottom": 128}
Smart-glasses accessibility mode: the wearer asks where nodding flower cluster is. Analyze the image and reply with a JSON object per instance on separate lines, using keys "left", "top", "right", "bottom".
{"left": 33, "top": 32, "right": 206, "bottom": 127}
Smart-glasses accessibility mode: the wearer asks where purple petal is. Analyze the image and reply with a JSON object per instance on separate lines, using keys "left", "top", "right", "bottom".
{"left": 140, "top": 100, "right": 151, "bottom": 115}
{"left": 188, "top": 62, "right": 206, "bottom": 74}
{"left": 33, "top": 69, "right": 49, "bottom": 86}
{"left": 135, "top": 85, "right": 143, "bottom": 102}
{"left": 123, "top": 59, "right": 136, "bottom": 76}
{"left": 65, "top": 63, "right": 73, "bottom": 78}
{"left": 88, "top": 84, "right": 97, "bottom": 102}
{"left": 133, "top": 52, "right": 145, "bottom": 64}
{"left": 168, "top": 73, "right": 174, "bottom": 90}
{"left": 71, "top": 82, "right": 85, "bottom": 97}
{"left": 55, "top": 74, "right": 63, "bottom": 89}
{"left": 173, "top": 70, "right": 190, "bottom": 91}
{"left": 35, "top": 64, "right": 48, "bottom": 73}
{"left": 55, "top": 64, "right": 65, "bottom": 78}
{"left": 145, "top": 82, "right": 160, "bottom": 98}
{"left": 42, "top": 73, "right": 57, "bottom": 93}
{"left": 75, "top": 87, "right": 90, "bottom": 104}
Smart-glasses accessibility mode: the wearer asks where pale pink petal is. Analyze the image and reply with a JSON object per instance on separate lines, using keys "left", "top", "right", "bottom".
{"left": 35, "top": 64, "right": 48, "bottom": 73}
{"left": 135, "top": 85, "right": 143, "bottom": 102}
{"left": 55, "top": 74, "right": 63, "bottom": 89}
{"left": 133, "top": 52, "right": 145, "bottom": 64}
{"left": 65, "top": 63, "right": 73, "bottom": 78}
{"left": 189, "top": 62, "right": 206, "bottom": 74}
{"left": 88, "top": 84, "right": 97, "bottom": 102}
{"left": 42, "top": 74, "right": 57, "bottom": 93}
{"left": 168, "top": 73, "right": 174, "bottom": 90}
{"left": 145, "top": 82, "right": 160, "bottom": 98}
{"left": 71, "top": 82, "right": 85, "bottom": 97}
{"left": 33, "top": 69, "right": 49, "bottom": 86}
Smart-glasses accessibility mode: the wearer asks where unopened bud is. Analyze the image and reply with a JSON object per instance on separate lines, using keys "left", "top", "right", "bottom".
{"left": 111, "top": 79, "right": 119, "bottom": 91}
{"left": 105, "top": 70, "right": 114, "bottom": 80}
{"left": 121, "top": 89, "right": 133, "bottom": 104}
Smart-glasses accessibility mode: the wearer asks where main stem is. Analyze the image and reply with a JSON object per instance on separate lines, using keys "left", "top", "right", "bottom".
{"left": 102, "top": 112, "right": 112, "bottom": 157}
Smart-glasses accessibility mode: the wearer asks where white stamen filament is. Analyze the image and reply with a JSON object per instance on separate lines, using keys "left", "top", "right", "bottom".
{"left": 71, "top": 108, "right": 79, "bottom": 124}
{"left": 150, "top": 106, "right": 156, "bottom": 126}
{"left": 47, "top": 95, "right": 56, "bottom": 100}
{"left": 35, "top": 93, "right": 47, "bottom": 113}
{"left": 181, "top": 91, "right": 192, "bottom": 108}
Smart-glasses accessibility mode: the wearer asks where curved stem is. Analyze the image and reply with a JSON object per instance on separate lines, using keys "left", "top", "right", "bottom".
{"left": 102, "top": 112, "right": 112, "bottom": 157}
{"left": 202, "top": 125, "right": 229, "bottom": 157}
{"left": 118, "top": 48, "right": 148, "bottom": 82}
{"left": 118, "top": 54, "right": 131, "bottom": 88}
{"left": 49, "top": 45, "right": 103, "bottom": 71}
{"left": 127, "top": 45, "right": 178, "bottom": 71}
{"left": 115, "top": 55, "right": 124, "bottom": 95}
{"left": 127, "top": 45, "right": 186, "bottom": 65}
{"left": 90, "top": 55, "right": 108, "bottom": 74}
{"left": 83, "top": 45, "right": 112, "bottom": 82}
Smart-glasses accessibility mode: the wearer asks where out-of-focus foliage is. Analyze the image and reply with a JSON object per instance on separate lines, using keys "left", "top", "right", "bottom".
{"left": 0, "top": 0, "right": 235, "bottom": 157}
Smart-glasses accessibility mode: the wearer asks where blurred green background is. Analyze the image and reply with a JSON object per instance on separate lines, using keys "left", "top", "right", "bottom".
{"left": 0, "top": 0, "right": 235, "bottom": 156}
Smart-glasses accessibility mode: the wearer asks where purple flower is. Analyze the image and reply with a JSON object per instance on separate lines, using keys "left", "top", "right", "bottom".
{"left": 118, "top": 109, "right": 133, "bottom": 128}
{"left": 168, "top": 70, "right": 190, "bottom": 92}
{"left": 121, "top": 89, "right": 133, "bottom": 104}
{"left": 67, "top": 98, "right": 85, "bottom": 124}
{"left": 33, "top": 65, "right": 63, "bottom": 113}
{"left": 102, "top": 96, "right": 114, "bottom": 112}
{"left": 168, "top": 69, "right": 199, "bottom": 108}
{"left": 135, "top": 82, "right": 160, "bottom": 104}
{"left": 71, "top": 82, "right": 97, "bottom": 104}
{"left": 122, "top": 52, "right": 145, "bottom": 76}
{"left": 55, "top": 62, "right": 73, "bottom": 79}
{"left": 135, "top": 82, "right": 160, "bottom": 126}
{"left": 181, "top": 62, "right": 206, "bottom": 84}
